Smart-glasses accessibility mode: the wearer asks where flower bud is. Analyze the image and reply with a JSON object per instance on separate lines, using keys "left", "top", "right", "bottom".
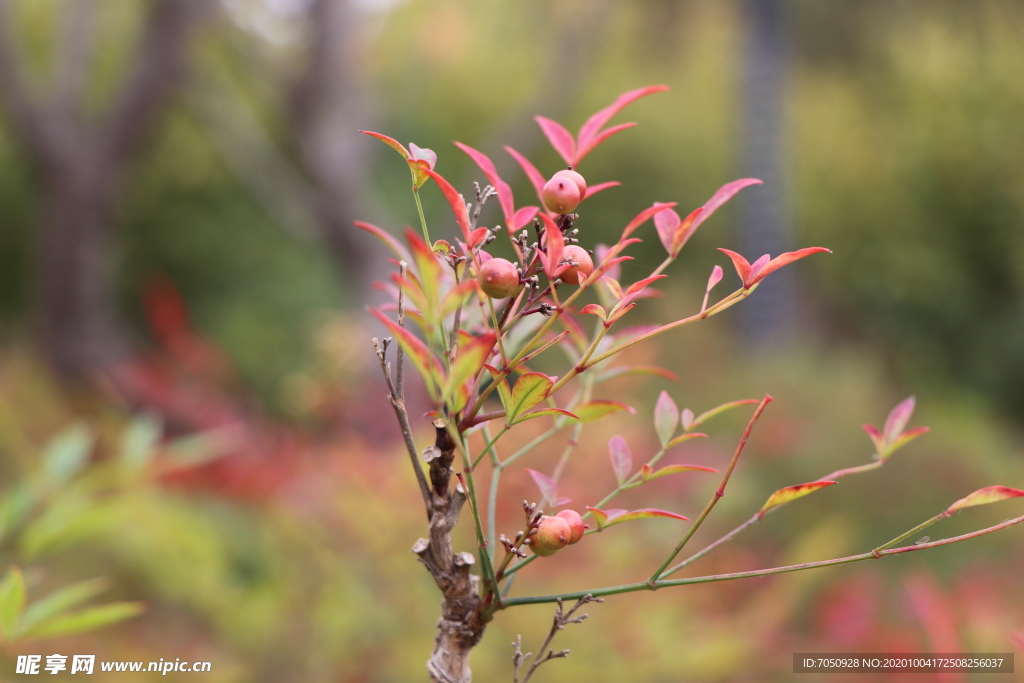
{"left": 556, "top": 509, "right": 586, "bottom": 544}
{"left": 542, "top": 175, "right": 581, "bottom": 215}
{"left": 477, "top": 257, "right": 520, "bottom": 299}
{"left": 529, "top": 515, "right": 571, "bottom": 556}
{"left": 558, "top": 245, "right": 594, "bottom": 285}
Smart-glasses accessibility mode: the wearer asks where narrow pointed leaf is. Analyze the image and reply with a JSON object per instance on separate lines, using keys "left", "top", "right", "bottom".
{"left": 862, "top": 423, "right": 884, "bottom": 453}
{"left": 625, "top": 274, "right": 667, "bottom": 298}
{"left": 586, "top": 181, "right": 620, "bottom": 198}
{"left": 706, "top": 265, "right": 723, "bottom": 293}
{"left": 580, "top": 303, "right": 607, "bottom": 321}
{"left": 759, "top": 481, "right": 838, "bottom": 517}
{"left": 0, "top": 567, "right": 26, "bottom": 638}
{"left": 353, "top": 221, "right": 411, "bottom": 262}
{"left": 405, "top": 228, "right": 444, "bottom": 320}
{"left": 21, "top": 602, "right": 144, "bottom": 640}
{"left": 370, "top": 308, "right": 443, "bottom": 396}
{"left": 718, "top": 248, "right": 752, "bottom": 286}
{"left": 587, "top": 506, "right": 689, "bottom": 530}
{"left": 665, "top": 432, "right": 708, "bottom": 448}
{"left": 608, "top": 435, "right": 632, "bottom": 484}
{"left": 455, "top": 142, "right": 514, "bottom": 227}
{"left": 512, "top": 205, "right": 539, "bottom": 231}
{"left": 419, "top": 167, "right": 471, "bottom": 242}
{"left": 361, "top": 130, "right": 410, "bottom": 159}
{"left": 749, "top": 247, "right": 832, "bottom": 287}
{"left": 526, "top": 468, "right": 558, "bottom": 509}
{"left": 538, "top": 213, "right": 565, "bottom": 279}
{"left": 534, "top": 116, "right": 576, "bottom": 166}
{"left": 444, "top": 332, "right": 496, "bottom": 407}
{"left": 621, "top": 202, "right": 677, "bottom": 240}
{"left": 689, "top": 178, "right": 763, "bottom": 235}
{"left": 505, "top": 146, "right": 546, "bottom": 204}
{"left": 514, "top": 408, "right": 580, "bottom": 425}
{"left": 883, "top": 396, "right": 916, "bottom": 446}
{"left": 946, "top": 486, "right": 1024, "bottom": 514}
{"left": 573, "top": 400, "right": 634, "bottom": 423}
{"left": 670, "top": 207, "right": 705, "bottom": 256}
{"left": 885, "top": 426, "right": 930, "bottom": 458}
{"left": 577, "top": 122, "right": 637, "bottom": 164}
{"left": 654, "top": 391, "right": 679, "bottom": 447}
{"left": 18, "top": 578, "right": 110, "bottom": 634}
{"left": 681, "top": 408, "right": 695, "bottom": 430}
{"left": 654, "top": 207, "right": 682, "bottom": 254}
{"left": 688, "top": 399, "right": 760, "bottom": 431}
{"left": 576, "top": 85, "right": 669, "bottom": 162}
{"left": 506, "top": 373, "right": 554, "bottom": 423}
{"left": 642, "top": 464, "right": 718, "bottom": 482}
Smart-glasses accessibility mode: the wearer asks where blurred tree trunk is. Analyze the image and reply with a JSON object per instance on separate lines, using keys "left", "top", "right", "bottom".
{"left": 0, "top": 0, "right": 209, "bottom": 377}
{"left": 738, "top": 0, "right": 793, "bottom": 344}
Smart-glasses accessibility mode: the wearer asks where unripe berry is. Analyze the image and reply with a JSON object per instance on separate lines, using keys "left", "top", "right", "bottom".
{"left": 529, "top": 515, "right": 571, "bottom": 556}
{"left": 556, "top": 509, "right": 586, "bottom": 545}
{"left": 558, "top": 245, "right": 594, "bottom": 285}
{"left": 552, "top": 169, "right": 587, "bottom": 202}
{"left": 477, "top": 257, "right": 520, "bottom": 299}
{"left": 542, "top": 175, "right": 581, "bottom": 215}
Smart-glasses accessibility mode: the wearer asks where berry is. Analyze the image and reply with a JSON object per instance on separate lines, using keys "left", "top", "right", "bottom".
{"left": 553, "top": 169, "right": 587, "bottom": 202}
{"left": 558, "top": 245, "right": 594, "bottom": 285}
{"left": 529, "top": 515, "right": 571, "bottom": 556}
{"left": 477, "top": 258, "right": 520, "bottom": 299}
{"left": 542, "top": 175, "right": 581, "bottom": 214}
{"left": 556, "top": 509, "right": 586, "bottom": 544}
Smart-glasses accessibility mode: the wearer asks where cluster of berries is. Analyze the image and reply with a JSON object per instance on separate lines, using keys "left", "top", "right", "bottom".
{"left": 476, "top": 170, "right": 594, "bottom": 299}
{"left": 528, "top": 509, "right": 586, "bottom": 556}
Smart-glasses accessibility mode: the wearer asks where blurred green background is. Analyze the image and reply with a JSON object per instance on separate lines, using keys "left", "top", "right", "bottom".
{"left": 0, "top": 0, "right": 1022, "bottom": 681}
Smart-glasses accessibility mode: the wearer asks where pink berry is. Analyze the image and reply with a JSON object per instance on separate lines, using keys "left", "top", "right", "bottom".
{"left": 542, "top": 175, "right": 581, "bottom": 215}
{"left": 556, "top": 509, "right": 586, "bottom": 545}
{"left": 552, "top": 169, "right": 587, "bottom": 202}
{"left": 558, "top": 245, "right": 594, "bottom": 285}
{"left": 529, "top": 515, "right": 571, "bottom": 556}
{"left": 477, "top": 258, "right": 520, "bottom": 299}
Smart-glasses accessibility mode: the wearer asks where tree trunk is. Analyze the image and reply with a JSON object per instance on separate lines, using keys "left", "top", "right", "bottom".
{"left": 35, "top": 163, "right": 126, "bottom": 376}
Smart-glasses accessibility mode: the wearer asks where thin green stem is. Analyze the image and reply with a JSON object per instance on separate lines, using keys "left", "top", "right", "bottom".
{"left": 500, "top": 513, "right": 1024, "bottom": 607}
{"left": 649, "top": 396, "right": 772, "bottom": 582}
{"left": 413, "top": 187, "right": 430, "bottom": 243}
{"left": 474, "top": 427, "right": 508, "bottom": 469}
{"left": 872, "top": 512, "right": 946, "bottom": 555}
{"left": 488, "top": 466, "right": 503, "bottom": 565}
{"left": 445, "top": 423, "right": 497, "bottom": 597}
{"left": 661, "top": 514, "right": 760, "bottom": 578}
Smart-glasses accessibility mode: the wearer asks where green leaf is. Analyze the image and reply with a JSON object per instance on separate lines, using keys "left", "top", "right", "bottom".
{"left": 572, "top": 400, "right": 634, "bottom": 423}
{"left": 119, "top": 416, "right": 161, "bottom": 470}
{"left": 946, "top": 486, "right": 1024, "bottom": 514}
{"left": 370, "top": 308, "right": 444, "bottom": 399}
{"left": 653, "top": 391, "right": 679, "bottom": 447}
{"left": 640, "top": 464, "right": 718, "bottom": 482}
{"left": 21, "top": 602, "right": 144, "bottom": 640}
{"left": 758, "top": 481, "right": 837, "bottom": 518}
{"left": 18, "top": 578, "right": 110, "bottom": 635}
{"left": 587, "top": 506, "right": 689, "bottom": 530}
{"left": 687, "top": 399, "right": 759, "bottom": 432}
{"left": 0, "top": 566, "right": 26, "bottom": 639}
{"left": 665, "top": 432, "right": 708, "bottom": 449}
{"left": 512, "top": 408, "right": 579, "bottom": 425}
{"left": 43, "top": 424, "right": 93, "bottom": 484}
{"left": 505, "top": 373, "right": 553, "bottom": 424}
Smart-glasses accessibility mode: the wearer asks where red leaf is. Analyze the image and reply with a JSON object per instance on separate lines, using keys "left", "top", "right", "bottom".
{"left": 455, "top": 142, "right": 514, "bottom": 228}
{"left": 621, "top": 202, "right": 677, "bottom": 240}
{"left": 669, "top": 207, "right": 705, "bottom": 257}
{"left": 537, "top": 213, "right": 564, "bottom": 279}
{"left": 625, "top": 274, "right": 667, "bottom": 298}
{"left": 353, "top": 221, "right": 411, "bottom": 262}
{"left": 369, "top": 308, "right": 443, "bottom": 396}
{"left": 505, "top": 146, "right": 546, "bottom": 205}
{"left": 580, "top": 303, "right": 607, "bottom": 321}
{"left": 511, "top": 206, "right": 539, "bottom": 231}
{"left": 654, "top": 391, "right": 679, "bottom": 447}
{"left": 748, "top": 247, "right": 831, "bottom": 287}
{"left": 654, "top": 207, "right": 681, "bottom": 255}
{"left": 467, "top": 227, "right": 488, "bottom": 248}
{"left": 408, "top": 142, "right": 436, "bottom": 170}
{"left": 681, "top": 408, "right": 695, "bottom": 430}
{"left": 361, "top": 130, "right": 410, "bottom": 158}
{"left": 883, "top": 396, "right": 916, "bottom": 445}
{"left": 862, "top": 423, "right": 884, "bottom": 453}
{"left": 706, "top": 265, "right": 724, "bottom": 292}
{"left": 593, "top": 244, "right": 618, "bottom": 281}
{"left": 419, "top": 167, "right": 471, "bottom": 242}
{"left": 689, "top": 178, "right": 763, "bottom": 234}
{"left": 534, "top": 116, "right": 576, "bottom": 167}
{"left": 576, "top": 122, "right": 636, "bottom": 164}
{"left": 586, "top": 181, "right": 620, "bottom": 198}
{"left": 575, "top": 85, "right": 669, "bottom": 163}
{"left": 945, "top": 485, "right": 1024, "bottom": 514}
{"left": 526, "top": 468, "right": 558, "bottom": 509}
{"left": 608, "top": 435, "right": 632, "bottom": 484}
{"left": 717, "top": 248, "right": 752, "bottom": 286}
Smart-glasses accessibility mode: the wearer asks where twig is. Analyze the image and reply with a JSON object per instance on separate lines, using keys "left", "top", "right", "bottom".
{"left": 512, "top": 594, "right": 603, "bottom": 683}
{"left": 372, "top": 338, "right": 431, "bottom": 518}
{"left": 396, "top": 261, "right": 407, "bottom": 398}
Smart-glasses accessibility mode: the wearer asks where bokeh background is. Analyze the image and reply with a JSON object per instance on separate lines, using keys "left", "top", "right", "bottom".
{"left": 0, "top": 0, "right": 1022, "bottom": 681}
